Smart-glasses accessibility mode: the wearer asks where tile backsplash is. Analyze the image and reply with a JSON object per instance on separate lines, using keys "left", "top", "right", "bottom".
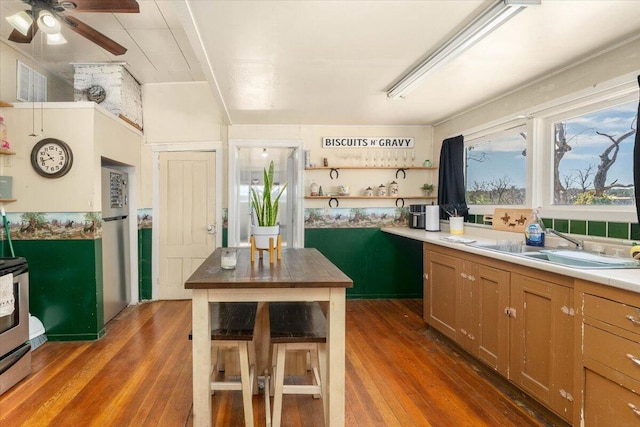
{"left": 467, "top": 214, "right": 639, "bottom": 242}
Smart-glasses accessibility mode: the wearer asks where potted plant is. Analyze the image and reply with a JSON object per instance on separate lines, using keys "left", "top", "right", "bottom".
{"left": 250, "top": 160, "right": 288, "bottom": 249}
{"left": 420, "top": 183, "right": 434, "bottom": 197}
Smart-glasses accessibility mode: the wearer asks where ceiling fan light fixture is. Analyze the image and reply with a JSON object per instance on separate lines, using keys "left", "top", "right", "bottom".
{"left": 46, "top": 32, "right": 67, "bottom": 45}
{"left": 37, "top": 10, "right": 62, "bottom": 35}
{"left": 6, "top": 11, "right": 34, "bottom": 36}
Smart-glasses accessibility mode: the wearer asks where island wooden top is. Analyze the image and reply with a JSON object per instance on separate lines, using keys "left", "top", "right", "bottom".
{"left": 185, "top": 248, "right": 353, "bottom": 290}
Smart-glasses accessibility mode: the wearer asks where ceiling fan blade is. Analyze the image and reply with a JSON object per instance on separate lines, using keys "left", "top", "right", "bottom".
{"left": 62, "top": 16, "right": 127, "bottom": 56}
{"left": 8, "top": 23, "right": 38, "bottom": 44}
{"left": 62, "top": 0, "right": 140, "bottom": 13}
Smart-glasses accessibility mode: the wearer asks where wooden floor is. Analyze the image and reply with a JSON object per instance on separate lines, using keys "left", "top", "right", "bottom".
{"left": 0, "top": 300, "right": 565, "bottom": 427}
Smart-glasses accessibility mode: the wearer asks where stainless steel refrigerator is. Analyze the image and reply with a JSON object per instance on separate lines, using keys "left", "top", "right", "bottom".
{"left": 101, "top": 167, "right": 130, "bottom": 324}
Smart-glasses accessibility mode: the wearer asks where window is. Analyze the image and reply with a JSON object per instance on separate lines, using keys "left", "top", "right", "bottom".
{"left": 465, "top": 127, "right": 527, "bottom": 205}
{"left": 16, "top": 61, "right": 47, "bottom": 102}
{"left": 552, "top": 100, "right": 636, "bottom": 206}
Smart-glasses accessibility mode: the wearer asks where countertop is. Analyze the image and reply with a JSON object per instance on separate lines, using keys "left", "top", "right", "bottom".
{"left": 381, "top": 226, "right": 640, "bottom": 293}
{"left": 185, "top": 247, "right": 353, "bottom": 289}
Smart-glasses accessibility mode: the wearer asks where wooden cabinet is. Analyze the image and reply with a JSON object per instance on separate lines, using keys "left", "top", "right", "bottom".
{"left": 423, "top": 247, "right": 510, "bottom": 365}
{"left": 475, "top": 264, "right": 510, "bottom": 376}
{"left": 575, "top": 280, "right": 640, "bottom": 426}
{"left": 510, "top": 273, "right": 574, "bottom": 419}
{"left": 424, "top": 243, "right": 574, "bottom": 423}
{"left": 423, "top": 249, "right": 460, "bottom": 342}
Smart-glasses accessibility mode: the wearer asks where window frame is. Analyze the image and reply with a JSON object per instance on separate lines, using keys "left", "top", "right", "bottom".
{"left": 538, "top": 91, "right": 637, "bottom": 223}
{"left": 464, "top": 120, "right": 532, "bottom": 215}
{"left": 459, "top": 79, "right": 637, "bottom": 223}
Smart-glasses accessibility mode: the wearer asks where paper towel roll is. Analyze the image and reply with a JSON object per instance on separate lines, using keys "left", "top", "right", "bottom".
{"left": 425, "top": 205, "right": 440, "bottom": 231}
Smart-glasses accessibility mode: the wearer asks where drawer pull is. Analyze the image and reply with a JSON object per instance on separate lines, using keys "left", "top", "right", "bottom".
{"left": 628, "top": 403, "right": 640, "bottom": 416}
{"left": 626, "top": 354, "right": 640, "bottom": 367}
{"left": 626, "top": 315, "right": 640, "bottom": 326}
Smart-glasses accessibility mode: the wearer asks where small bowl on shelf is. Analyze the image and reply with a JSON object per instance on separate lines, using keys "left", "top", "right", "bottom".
{"left": 338, "top": 192, "right": 350, "bottom": 196}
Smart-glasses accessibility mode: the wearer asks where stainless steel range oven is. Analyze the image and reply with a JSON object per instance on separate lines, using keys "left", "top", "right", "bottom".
{"left": 0, "top": 257, "right": 30, "bottom": 395}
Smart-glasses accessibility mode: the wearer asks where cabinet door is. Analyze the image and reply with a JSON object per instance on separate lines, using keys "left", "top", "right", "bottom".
{"left": 457, "top": 261, "right": 477, "bottom": 353}
{"left": 510, "top": 273, "right": 574, "bottom": 421}
{"left": 475, "top": 265, "right": 510, "bottom": 377}
{"left": 426, "top": 250, "right": 462, "bottom": 342}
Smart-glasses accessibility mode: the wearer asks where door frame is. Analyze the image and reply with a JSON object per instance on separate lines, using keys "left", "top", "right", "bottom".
{"left": 227, "top": 139, "right": 304, "bottom": 248}
{"left": 151, "top": 141, "right": 223, "bottom": 300}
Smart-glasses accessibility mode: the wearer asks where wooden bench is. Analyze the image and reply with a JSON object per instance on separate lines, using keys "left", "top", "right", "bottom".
{"left": 268, "top": 301, "right": 327, "bottom": 427}
{"left": 189, "top": 302, "right": 258, "bottom": 427}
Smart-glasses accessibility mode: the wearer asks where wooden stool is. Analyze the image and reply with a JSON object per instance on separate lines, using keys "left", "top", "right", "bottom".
{"left": 250, "top": 235, "right": 282, "bottom": 264}
{"left": 189, "top": 302, "right": 258, "bottom": 427}
{"left": 268, "top": 302, "right": 327, "bottom": 427}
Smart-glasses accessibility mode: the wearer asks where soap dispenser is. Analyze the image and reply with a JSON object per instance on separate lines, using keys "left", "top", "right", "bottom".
{"left": 525, "top": 209, "right": 545, "bottom": 247}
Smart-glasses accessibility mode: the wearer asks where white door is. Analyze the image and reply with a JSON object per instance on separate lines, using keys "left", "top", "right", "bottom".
{"left": 159, "top": 151, "right": 216, "bottom": 300}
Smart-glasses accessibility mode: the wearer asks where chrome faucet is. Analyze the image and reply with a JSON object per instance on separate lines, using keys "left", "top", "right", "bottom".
{"left": 545, "top": 228, "right": 584, "bottom": 251}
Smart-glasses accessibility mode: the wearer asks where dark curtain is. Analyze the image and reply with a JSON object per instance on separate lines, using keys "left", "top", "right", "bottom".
{"left": 437, "top": 135, "right": 468, "bottom": 220}
{"left": 635, "top": 75, "right": 640, "bottom": 224}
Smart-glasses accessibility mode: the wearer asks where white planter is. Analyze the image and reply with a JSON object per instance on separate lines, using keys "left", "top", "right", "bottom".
{"left": 252, "top": 225, "right": 280, "bottom": 249}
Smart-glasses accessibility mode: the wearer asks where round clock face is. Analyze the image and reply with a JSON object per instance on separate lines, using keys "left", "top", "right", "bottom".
{"left": 30, "top": 138, "right": 73, "bottom": 178}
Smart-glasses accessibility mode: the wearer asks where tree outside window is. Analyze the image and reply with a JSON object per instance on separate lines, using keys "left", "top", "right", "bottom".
{"left": 553, "top": 101, "right": 636, "bottom": 205}
{"left": 465, "top": 131, "right": 527, "bottom": 205}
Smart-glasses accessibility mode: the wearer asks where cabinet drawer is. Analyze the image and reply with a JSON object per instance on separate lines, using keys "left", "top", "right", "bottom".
{"left": 584, "top": 294, "right": 640, "bottom": 335}
{"left": 584, "top": 324, "right": 640, "bottom": 380}
{"left": 585, "top": 368, "right": 640, "bottom": 426}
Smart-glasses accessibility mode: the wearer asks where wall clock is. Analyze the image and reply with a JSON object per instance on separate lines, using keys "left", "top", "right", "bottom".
{"left": 30, "top": 138, "right": 74, "bottom": 178}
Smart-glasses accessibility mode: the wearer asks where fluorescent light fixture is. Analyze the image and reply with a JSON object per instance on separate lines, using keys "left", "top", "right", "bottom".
{"left": 5, "top": 11, "right": 34, "bottom": 36}
{"left": 387, "top": 0, "right": 541, "bottom": 99}
{"left": 37, "top": 10, "right": 62, "bottom": 35}
{"left": 46, "top": 32, "right": 67, "bottom": 45}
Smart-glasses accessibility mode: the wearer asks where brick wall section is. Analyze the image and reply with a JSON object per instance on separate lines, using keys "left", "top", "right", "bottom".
{"left": 73, "top": 64, "right": 143, "bottom": 130}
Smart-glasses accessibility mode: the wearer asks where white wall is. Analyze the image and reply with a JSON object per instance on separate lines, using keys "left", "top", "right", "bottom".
{"left": 0, "top": 42, "right": 73, "bottom": 103}
{"left": 142, "top": 82, "right": 225, "bottom": 144}
{"left": 0, "top": 103, "right": 141, "bottom": 213}
{"left": 229, "top": 124, "right": 435, "bottom": 208}
{"left": 433, "top": 37, "right": 640, "bottom": 149}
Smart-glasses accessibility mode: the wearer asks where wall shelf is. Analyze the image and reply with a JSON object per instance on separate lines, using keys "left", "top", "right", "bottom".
{"left": 305, "top": 166, "right": 437, "bottom": 170}
{"left": 305, "top": 196, "right": 436, "bottom": 200}
{"left": 305, "top": 195, "right": 436, "bottom": 208}
{"left": 306, "top": 165, "right": 437, "bottom": 180}
{"left": 0, "top": 199, "right": 16, "bottom": 203}
{"left": 0, "top": 148, "right": 16, "bottom": 156}
{"left": 0, "top": 101, "right": 14, "bottom": 108}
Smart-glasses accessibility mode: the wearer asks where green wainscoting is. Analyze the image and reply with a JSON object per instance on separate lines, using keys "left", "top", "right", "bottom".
{"left": 304, "top": 228, "right": 423, "bottom": 299}
{"left": 138, "top": 227, "right": 152, "bottom": 301}
{"left": 11, "top": 239, "right": 105, "bottom": 341}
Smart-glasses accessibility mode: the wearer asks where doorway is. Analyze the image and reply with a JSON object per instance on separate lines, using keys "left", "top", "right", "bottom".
{"left": 152, "top": 142, "right": 223, "bottom": 300}
{"left": 228, "top": 140, "right": 304, "bottom": 248}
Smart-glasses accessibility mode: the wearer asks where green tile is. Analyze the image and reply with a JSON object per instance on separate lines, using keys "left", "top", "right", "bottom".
{"left": 554, "top": 219, "right": 569, "bottom": 233}
{"left": 542, "top": 218, "right": 553, "bottom": 229}
{"left": 588, "top": 221, "right": 606, "bottom": 237}
{"left": 467, "top": 215, "right": 476, "bottom": 224}
{"left": 632, "top": 223, "right": 640, "bottom": 241}
{"left": 608, "top": 222, "right": 630, "bottom": 239}
{"left": 570, "top": 220, "right": 586, "bottom": 235}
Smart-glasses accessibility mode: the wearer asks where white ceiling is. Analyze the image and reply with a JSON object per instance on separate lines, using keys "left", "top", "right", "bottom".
{"left": 2, "top": 0, "right": 640, "bottom": 126}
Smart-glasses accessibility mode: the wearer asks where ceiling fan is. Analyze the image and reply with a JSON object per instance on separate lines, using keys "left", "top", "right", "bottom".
{"left": 5, "top": 0, "right": 139, "bottom": 55}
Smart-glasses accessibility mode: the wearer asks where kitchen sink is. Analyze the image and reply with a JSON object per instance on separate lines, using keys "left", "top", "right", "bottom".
{"left": 467, "top": 242, "right": 546, "bottom": 254}
{"left": 521, "top": 250, "right": 640, "bottom": 269}
{"left": 468, "top": 242, "right": 640, "bottom": 269}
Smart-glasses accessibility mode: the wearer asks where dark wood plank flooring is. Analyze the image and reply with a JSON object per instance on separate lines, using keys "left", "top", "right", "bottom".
{"left": 0, "top": 300, "right": 566, "bottom": 426}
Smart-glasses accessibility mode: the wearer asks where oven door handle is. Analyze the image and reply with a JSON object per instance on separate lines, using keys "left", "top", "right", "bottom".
{"left": 0, "top": 342, "right": 30, "bottom": 375}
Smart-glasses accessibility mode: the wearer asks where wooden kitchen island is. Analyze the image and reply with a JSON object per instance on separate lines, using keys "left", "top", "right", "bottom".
{"left": 185, "top": 248, "right": 353, "bottom": 427}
